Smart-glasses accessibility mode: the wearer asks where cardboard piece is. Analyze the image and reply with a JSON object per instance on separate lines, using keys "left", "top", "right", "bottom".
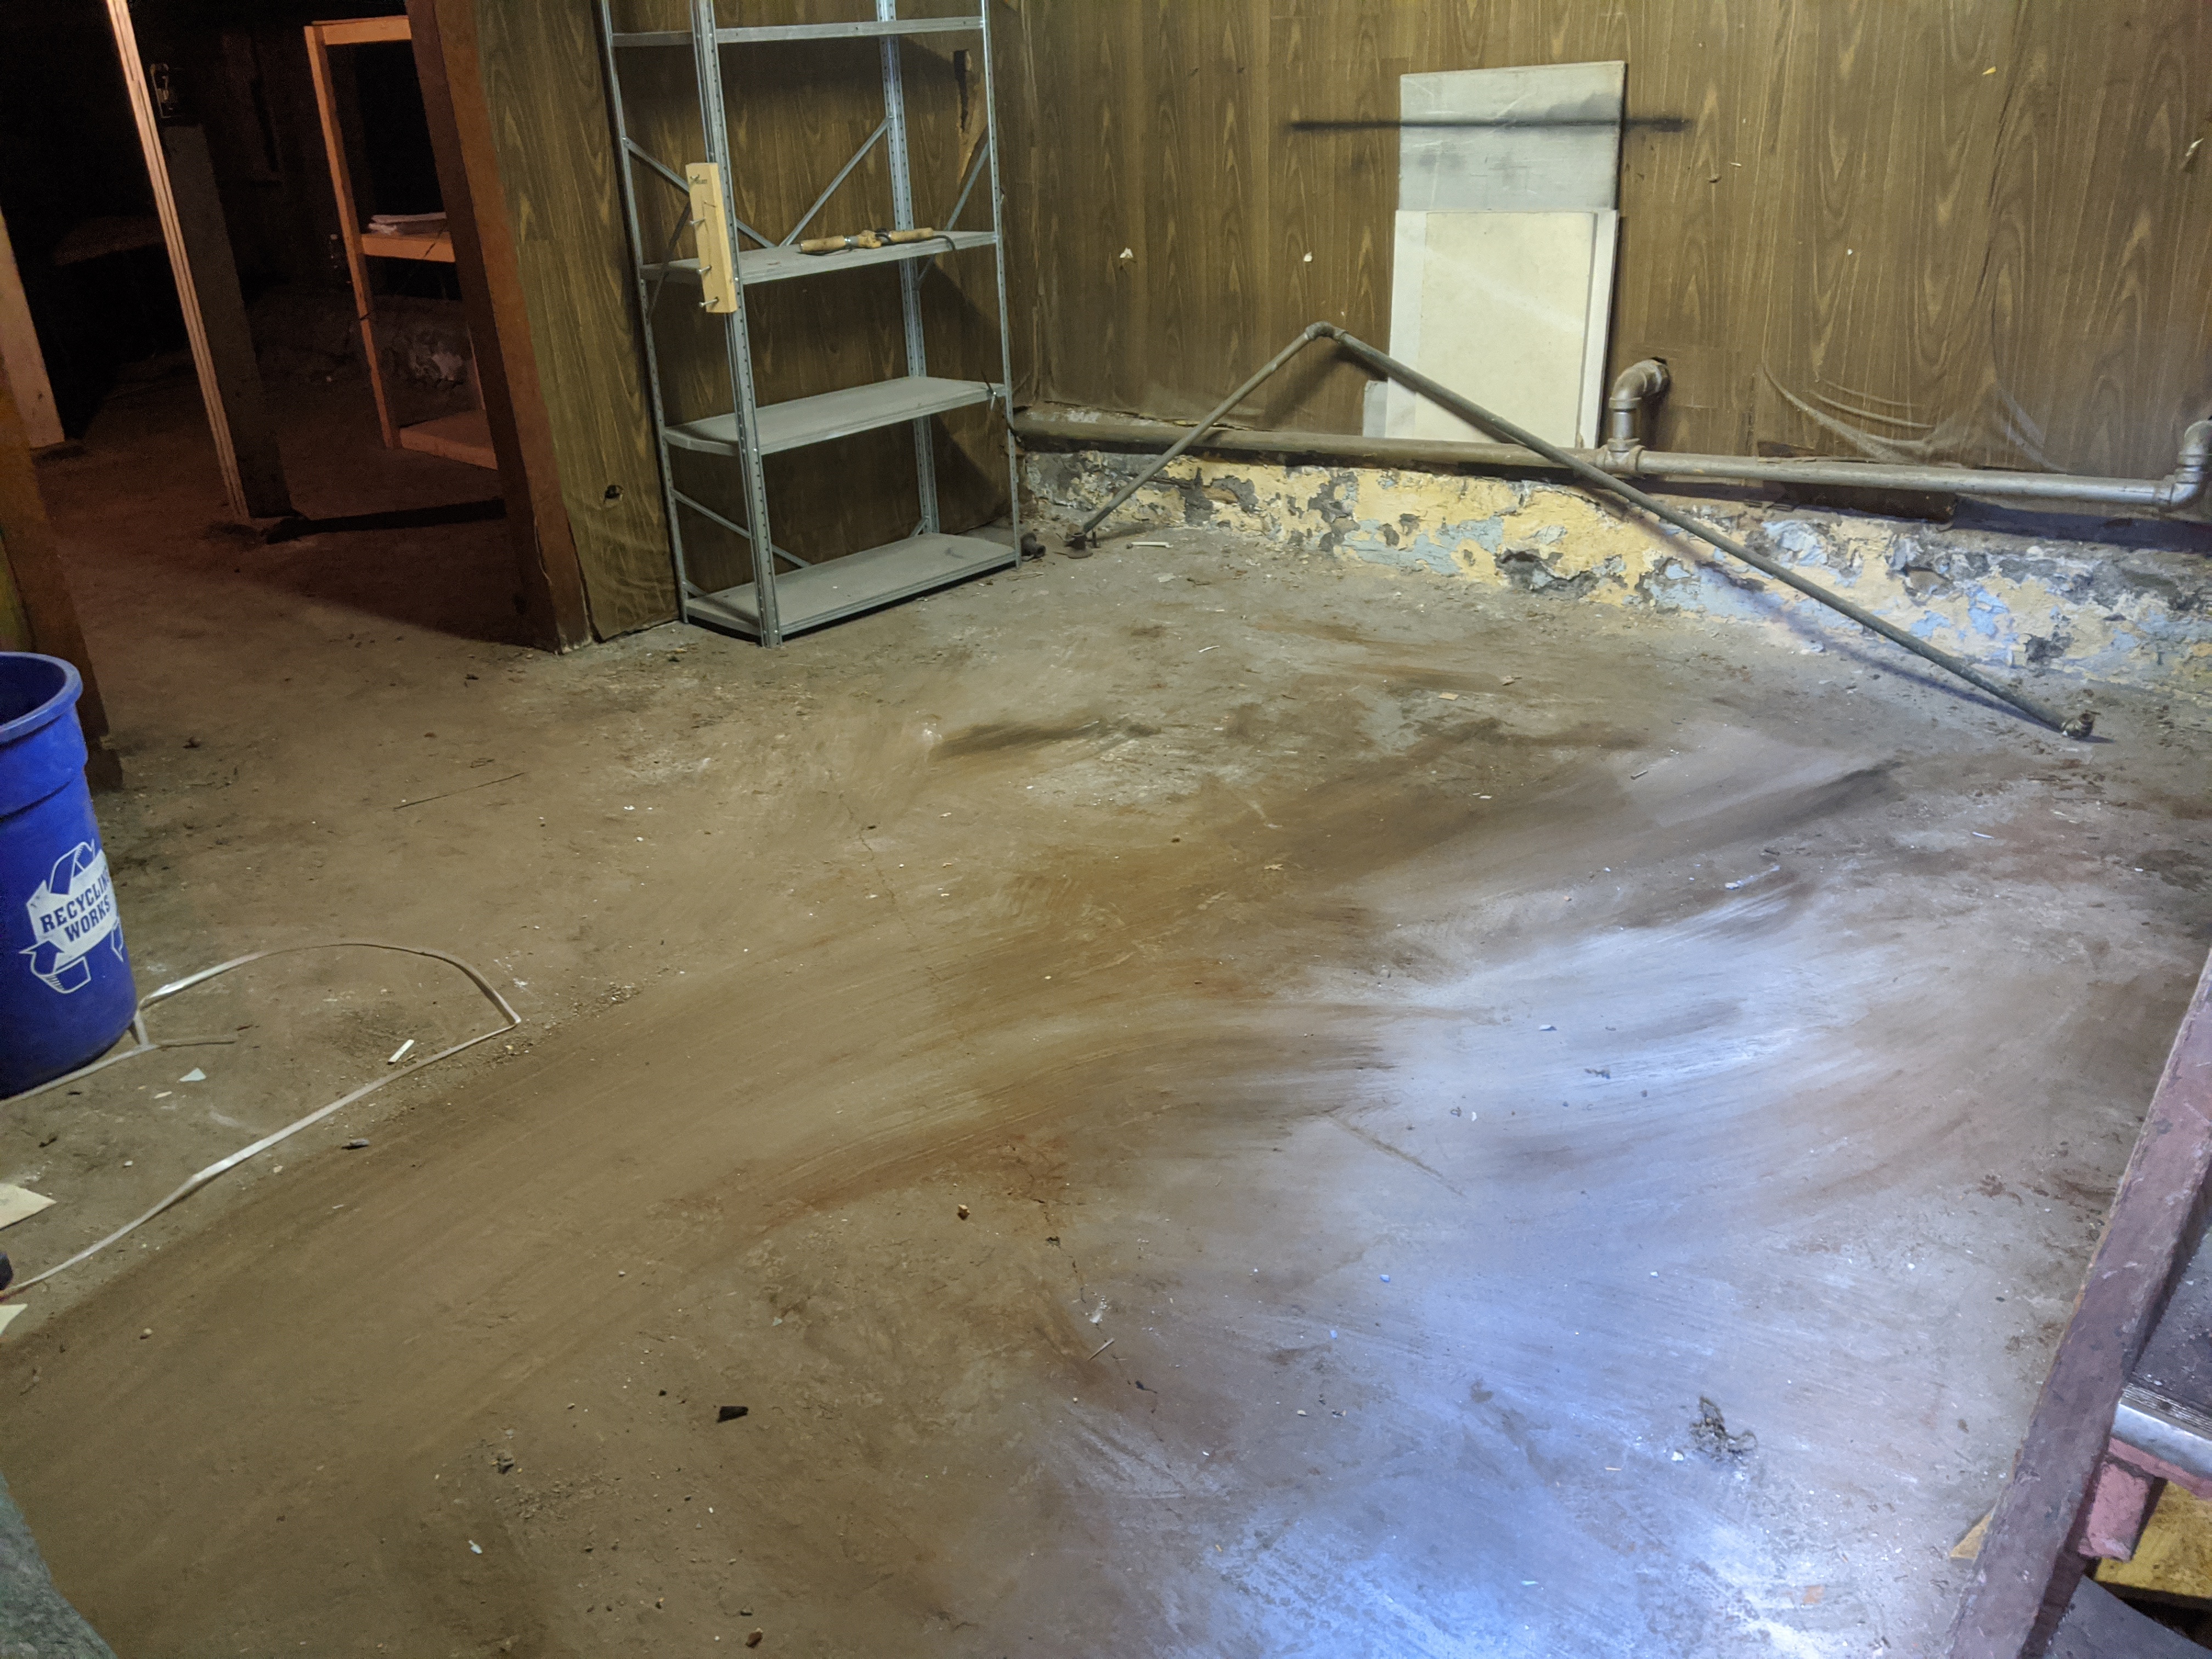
{"left": 0, "top": 1185, "right": 54, "bottom": 1231}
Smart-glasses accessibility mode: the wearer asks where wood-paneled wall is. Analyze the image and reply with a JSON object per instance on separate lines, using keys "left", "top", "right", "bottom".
{"left": 466, "top": 0, "right": 673, "bottom": 637}
{"left": 466, "top": 0, "right": 2210, "bottom": 637}
{"left": 1000, "top": 0, "right": 2212, "bottom": 480}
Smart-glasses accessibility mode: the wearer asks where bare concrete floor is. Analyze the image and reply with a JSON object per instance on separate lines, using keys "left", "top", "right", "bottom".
{"left": 3, "top": 376, "right": 2210, "bottom": 1657}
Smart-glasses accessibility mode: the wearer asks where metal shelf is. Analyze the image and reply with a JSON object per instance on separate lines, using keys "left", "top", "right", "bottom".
{"left": 686, "top": 532, "right": 1012, "bottom": 637}
{"left": 665, "top": 375, "right": 996, "bottom": 458}
{"left": 646, "top": 229, "right": 995, "bottom": 289}
{"left": 601, "top": 0, "right": 1021, "bottom": 646}
{"left": 617, "top": 18, "right": 981, "bottom": 48}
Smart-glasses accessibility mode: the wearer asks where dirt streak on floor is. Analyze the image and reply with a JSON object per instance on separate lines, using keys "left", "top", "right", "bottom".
{"left": 1, "top": 376, "right": 2208, "bottom": 1656}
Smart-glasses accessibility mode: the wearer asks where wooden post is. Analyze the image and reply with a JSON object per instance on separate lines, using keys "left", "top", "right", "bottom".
{"left": 159, "top": 125, "right": 293, "bottom": 517}
{"left": 0, "top": 207, "right": 62, "bottom": 453}
{"left": 407, "top": 0, "right": 595, "bottom": 650}
{"left": 0, "top": 355, "right": 120, "bottom": 791}
{"left": 101, "top": 0, "right": 292, "bottom": 522}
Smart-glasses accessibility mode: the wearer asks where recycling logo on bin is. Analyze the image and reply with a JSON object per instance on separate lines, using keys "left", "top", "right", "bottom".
{"left": 21, "top": 840, "right": 123, "bottom": 995}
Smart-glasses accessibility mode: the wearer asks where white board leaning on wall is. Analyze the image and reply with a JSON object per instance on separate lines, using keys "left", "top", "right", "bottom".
{"left": 1372, "top": 61, "right": 1624, "bottom": 452}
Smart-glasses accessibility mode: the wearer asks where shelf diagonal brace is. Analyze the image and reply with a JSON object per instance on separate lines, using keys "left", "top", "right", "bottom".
{"left": 781, "top": 120, "right": 889, "bottom": 246}
{"left": 945, "top": 139, "right": 989, "bottom": 232}
{"left": 673, "top": 489, "right": 810, "bottom": 568}
{"left": 622, "top": 138, "right": 771, "bottom": 249}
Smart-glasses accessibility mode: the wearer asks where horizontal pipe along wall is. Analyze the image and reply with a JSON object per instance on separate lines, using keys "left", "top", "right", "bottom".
{"left": 996, "top": 1, "right": 2212, "bottom": 484}
{"left": 1022, "top": 447, "right": 2212, "bottom": 710}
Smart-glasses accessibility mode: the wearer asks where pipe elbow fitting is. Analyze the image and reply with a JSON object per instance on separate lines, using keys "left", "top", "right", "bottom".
{"left": 1607, "top": 358, "right": 1671, "bottom": 413}
{"left": 2162, "top": 419, "right": 2212, "bottom": 509}
{"left": 1605, "top": 359, "right": 1669, "bottom": 456}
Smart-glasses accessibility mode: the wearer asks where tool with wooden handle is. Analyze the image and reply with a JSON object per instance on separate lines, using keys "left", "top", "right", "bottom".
{"left": 799, "top": 227, "right": 941, "bottom": 256}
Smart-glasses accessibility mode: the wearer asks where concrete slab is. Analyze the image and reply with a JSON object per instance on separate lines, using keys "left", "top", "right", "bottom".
{"left": 1, "top": 375, "right": 2208, "bottom": 1656}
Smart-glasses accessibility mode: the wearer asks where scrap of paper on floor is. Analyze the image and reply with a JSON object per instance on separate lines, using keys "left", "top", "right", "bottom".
{"left": 0, "top": 1184, "right": 55, "bottom": 1231}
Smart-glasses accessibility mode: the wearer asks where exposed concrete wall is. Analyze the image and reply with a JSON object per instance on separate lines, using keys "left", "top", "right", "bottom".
{"left": 1024, "top": 449, "right": 2212, "bottom": 707}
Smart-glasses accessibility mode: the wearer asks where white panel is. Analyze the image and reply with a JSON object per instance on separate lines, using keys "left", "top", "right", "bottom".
{"left": 1399, "top": 62, "right": 1626, "bottom": 214}
{"left": 1386, "top": 211, "right": 1599, "bottom": 449}
{"left": 1382, "top": 212, "right": 1428, "bottom": 438}
{"left": 1578, "top": 210, "right": 1620, "bottom": 449}
{"left": 1360, "top": 378, "right": 1389, "bottom": 440}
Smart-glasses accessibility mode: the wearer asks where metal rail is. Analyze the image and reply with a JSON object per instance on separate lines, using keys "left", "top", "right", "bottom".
{"left": 1069, "top": 324, "right": 2095, "bottom": 738}
{"left": 1027, "top": 402, "right": 2212, "bottom": 516}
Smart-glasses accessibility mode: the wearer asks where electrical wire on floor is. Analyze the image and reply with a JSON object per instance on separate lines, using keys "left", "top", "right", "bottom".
{"left": 0, "top": 940, "right": 520, "bottom": 1299}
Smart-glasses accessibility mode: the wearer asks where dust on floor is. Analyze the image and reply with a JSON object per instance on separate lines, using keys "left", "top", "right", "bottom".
{"left": 2, "top": 375, "right": 2209, "bottom": 1657}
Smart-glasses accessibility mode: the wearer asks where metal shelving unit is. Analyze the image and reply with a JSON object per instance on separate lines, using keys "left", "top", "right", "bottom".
{"left": 597, "top": 1, "right": 1021, "bottom": 646}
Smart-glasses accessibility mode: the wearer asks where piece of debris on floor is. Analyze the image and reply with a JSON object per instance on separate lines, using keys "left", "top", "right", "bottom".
{"left": 0, "top": 1187, "right": 55, "bottom": 1231}
{"left": 1953, "top": 1508, "right": 1995, "bottom": 1560}
{"left": 2096, "top": 1483, "right": 2212, "bottom": 1599}
{"left": 1690, "top": 1396, "right": 1757, "bottom": 1460}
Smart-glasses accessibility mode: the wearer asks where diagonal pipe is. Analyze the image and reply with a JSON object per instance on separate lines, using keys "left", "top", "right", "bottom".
{"left": 1072, "top": 324, "right": 2094, "bottom": 738}
{"left": 1068, "top": 323, "right": 1334, "bottom": 557}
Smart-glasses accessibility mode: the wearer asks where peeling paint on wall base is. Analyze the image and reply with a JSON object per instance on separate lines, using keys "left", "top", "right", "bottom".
{"left": 1024, "top": 449, "right": 2212, "bottom": 707}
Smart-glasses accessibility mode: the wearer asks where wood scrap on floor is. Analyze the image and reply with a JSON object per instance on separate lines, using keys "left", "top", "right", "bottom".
{"left": 1953, "top": 1508, "right": 1994, "bottom": 1560}
{"left": 2097, "top": 1481, "right": 2212, "bottom": 1602}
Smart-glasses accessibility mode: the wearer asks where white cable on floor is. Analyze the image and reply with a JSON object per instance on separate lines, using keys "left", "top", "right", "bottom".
{"left": 0, "top": 940, "right": 520, "bottom": 1297}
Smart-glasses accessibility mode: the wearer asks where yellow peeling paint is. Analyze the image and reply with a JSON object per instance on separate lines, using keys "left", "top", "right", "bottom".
{"left": 1026, "top": 450, "right": 2211, "bottom": 707}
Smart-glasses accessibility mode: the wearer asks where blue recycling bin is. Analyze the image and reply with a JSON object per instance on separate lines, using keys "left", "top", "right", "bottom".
{"left": 0, "top": 653, "right": 134, "bottom": 1096}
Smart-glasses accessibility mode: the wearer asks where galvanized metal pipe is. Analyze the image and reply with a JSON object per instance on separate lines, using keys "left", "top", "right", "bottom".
{"left": 1318, "top": 325, "right": 2093, "bottom": 737}
{"left": 1606, "top": 359, "right": 1670, "bottom": 454}
{"left": 1017, "top": 408, "right": 1553, "bottom": 472}
{"left": 1032, "top": 399, "right": 2212, "bottom": 514}
{"left": 1630, "top": 450, "right": 2186, "bottom": 504}
{"left": 1059, "top": 325, "right": 2096, "bottom": 737}
{"left": 1605, "top": 358, "right": 2212, "bottom": 511}
{"left": 1043, "top": 356, "right": 2210, "bottom": 517}
{"left": 1069, "top": 322, "right": 1333, "bottom": 549}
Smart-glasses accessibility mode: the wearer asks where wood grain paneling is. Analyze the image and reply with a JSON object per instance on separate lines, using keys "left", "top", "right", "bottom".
{"left": 1001, "top": 0, "right": 2212, "bottom": 483}
{"left": 411, "top": 0, "right": 594, "bottom": 649}
{"left": 471, "top": 0, "right": 673, "bottom": 637}
{"left": 465, "top": 0, "right": 2209, "bottom": 629}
